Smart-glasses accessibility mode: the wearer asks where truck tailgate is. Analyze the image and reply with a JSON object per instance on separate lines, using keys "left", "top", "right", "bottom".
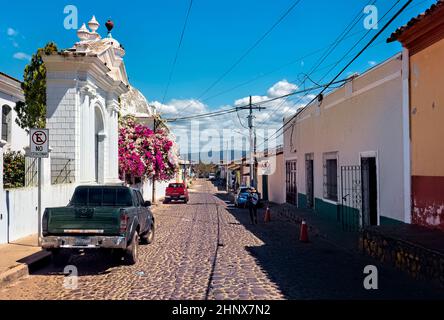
{"left": 47, "top": 207, "right": 121, "bottom": 235}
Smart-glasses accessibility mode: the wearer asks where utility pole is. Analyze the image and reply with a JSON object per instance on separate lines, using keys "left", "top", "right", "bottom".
{"left": 237, "top": 96, "right": 265, "bottom": 189}
{"left": 152, "top": 116, "right": 159, "bottom": 204}
{"left": 226, "top": 140, "right": 229, "bottom": 192}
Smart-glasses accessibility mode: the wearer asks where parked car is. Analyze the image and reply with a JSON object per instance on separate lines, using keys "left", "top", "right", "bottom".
{"left": 165, "top": 182, "right": 189, "bottom": 203}
{"left": 234, "top": 187, "right": 250, "bottom": 208}
{"left": 208, "top": 173, "right": 216, "bottom": 181}
{"left": 41, "top": 185, "right": 155, "bottom": 265}
{"left": 234, "top": 187, "right": 263, "bottom": 208}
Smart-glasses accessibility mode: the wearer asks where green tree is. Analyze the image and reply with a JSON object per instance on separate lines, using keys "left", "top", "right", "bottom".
{"left": 14, "top": 42, "right": 58, "bottom": 131}
{"left": 3, "top": 151, "right": 25, "bottom": 189}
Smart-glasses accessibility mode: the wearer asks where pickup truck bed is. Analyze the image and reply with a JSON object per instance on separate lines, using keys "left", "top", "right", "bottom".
{"left": 41, "top": 185, "right": 155, "bottom": 265}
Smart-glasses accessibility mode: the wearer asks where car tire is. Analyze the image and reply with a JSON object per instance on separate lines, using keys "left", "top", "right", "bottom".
{"left": 141, "top": 223, "right": 155, "bottom": 245}
{"left": 124, "top": 231, "right": 139, "bottom": 265}
{"left": 50, "top": 249, "right": 69, "bottom": 267}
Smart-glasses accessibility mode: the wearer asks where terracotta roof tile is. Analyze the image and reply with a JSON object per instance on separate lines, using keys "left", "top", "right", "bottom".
{"left": 388, "top": 0, "right": 444, "bottom": 42}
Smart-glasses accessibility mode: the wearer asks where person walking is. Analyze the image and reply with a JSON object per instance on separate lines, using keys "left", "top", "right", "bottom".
{"left": 247, "top": 188, "right": 259, "bottom": 225}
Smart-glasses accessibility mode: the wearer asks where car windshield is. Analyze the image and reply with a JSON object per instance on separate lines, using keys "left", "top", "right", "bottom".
{"left": 169, "top": 183, "right": 184, "bottom": 188}
{"left": 70, "top": 187, "right": 133, "bottom": 207}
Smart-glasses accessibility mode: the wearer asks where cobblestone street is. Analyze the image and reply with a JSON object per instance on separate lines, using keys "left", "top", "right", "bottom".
{"left": 0, "top": 180, "right": 443, "bottom": 300}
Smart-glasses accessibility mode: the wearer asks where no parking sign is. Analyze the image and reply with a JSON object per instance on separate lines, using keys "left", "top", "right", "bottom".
{"left": 30, "top": 128, "right": 49, "bottom": 158}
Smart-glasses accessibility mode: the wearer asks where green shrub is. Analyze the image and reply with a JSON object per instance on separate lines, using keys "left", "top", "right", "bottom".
{"left": 3, "top": 151, "right": 25, "bottom": 189}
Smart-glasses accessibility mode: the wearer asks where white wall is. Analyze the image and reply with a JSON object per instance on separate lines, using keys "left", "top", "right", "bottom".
{"left": 1, "top": 183, "right": 77, "bottom": 244}
{"left": 140, "top": 179, "right": 175, "bottom": 202}
{"left": 284, "top": 54, "right": 406, "bottom": 223}
{"left": 0, "top": 91, "right": 28, "bottom": 153}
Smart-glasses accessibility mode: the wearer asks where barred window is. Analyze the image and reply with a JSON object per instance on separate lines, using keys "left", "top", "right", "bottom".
{"left": 2, "top": 105, "right": 12, "bottom": 142}
{"left": 323, "top": 153, "right": 338, "bottom": 202}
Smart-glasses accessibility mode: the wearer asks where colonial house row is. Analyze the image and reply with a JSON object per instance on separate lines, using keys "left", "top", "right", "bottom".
{"left": 0, "top": 72, "right": 27, "bottom": 153}
{"left": 0, "top": 16, "right": 178, "bottom": 244}
{"left": 282, "top": 0, "right": 444, "bottom": 232}
{"left": 283, "top": 54, "right": 406, "bottom": 230}
{"left": 224, "top": 145, "right": 285, "bottom": 205}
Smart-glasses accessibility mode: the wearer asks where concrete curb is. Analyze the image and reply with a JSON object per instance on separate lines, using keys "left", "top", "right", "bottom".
{"left": 0, "top": 250, "right": 51, "bottom": 287}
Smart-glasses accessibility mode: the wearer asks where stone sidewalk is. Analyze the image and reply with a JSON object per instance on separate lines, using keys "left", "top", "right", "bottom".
{"left": 268, "top": 202, "right": 444, "bottom": 289}
{"left": 0, "top": 235, "right": 50, "bottom": 286}
{"left": 269, "top": 203, "right": 361, "bottom": 253}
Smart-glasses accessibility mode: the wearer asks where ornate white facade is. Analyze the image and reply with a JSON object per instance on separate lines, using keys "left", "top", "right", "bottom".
{"left": 43, "top": 17, "right": 132, "bottom": 184}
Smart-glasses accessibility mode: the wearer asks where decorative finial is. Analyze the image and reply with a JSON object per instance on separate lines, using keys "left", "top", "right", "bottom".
{"left": 88, "top": 15, "right": 100, "bottom": 33}
{"left": 77, "top": 23, "right": 90, "bottom": 41}
{"left": 105, "top": 19, "right": 114, "bottom": 36}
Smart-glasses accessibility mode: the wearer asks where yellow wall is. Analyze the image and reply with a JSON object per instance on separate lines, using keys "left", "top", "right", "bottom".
{"left": 410, "top": 39, "right": 444, "bottom": 176}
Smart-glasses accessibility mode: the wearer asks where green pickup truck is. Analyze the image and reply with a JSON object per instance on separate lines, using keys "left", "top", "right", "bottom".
{"left": 41, "top": 185, "right": 155, "bottom": 265}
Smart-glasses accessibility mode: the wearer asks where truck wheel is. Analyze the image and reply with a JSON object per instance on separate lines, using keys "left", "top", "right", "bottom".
{"left": 111, "top": 249, "right": 124, "bottom": 263}
{"left": 141, "top": 224, "right": 155, "bottom": 244}
{"left": 124, "top": 231, "right": 139, "bottom": 265}
{"left": 51, "top": 249, "right": 69, "bottom": 267}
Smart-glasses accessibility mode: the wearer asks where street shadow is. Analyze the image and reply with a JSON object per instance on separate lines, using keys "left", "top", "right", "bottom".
{"left": 30, "top": 250, "right": 125, "bottom": 277}
{"left": 214, "top": 193, "right": 444, "bottom": 300}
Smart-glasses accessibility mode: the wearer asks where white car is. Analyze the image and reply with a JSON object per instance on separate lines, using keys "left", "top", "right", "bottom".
{"left": 208, "top": 174, "right": 216, "bottom": 181}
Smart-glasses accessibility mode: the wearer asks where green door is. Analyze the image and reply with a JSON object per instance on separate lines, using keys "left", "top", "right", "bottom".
{"left": 262, "top": 175, "right": 269, "bottom": 202}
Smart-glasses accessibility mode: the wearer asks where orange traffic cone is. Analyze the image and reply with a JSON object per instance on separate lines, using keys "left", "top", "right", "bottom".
{"left": 264, "top": 206, "right": 271, "bottom": 223}
{"left": 299, "top": 220, "right": 309, "bottom": 243}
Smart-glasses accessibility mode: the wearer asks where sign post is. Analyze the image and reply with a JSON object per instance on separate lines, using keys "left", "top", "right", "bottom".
{"left": 29, "top": 129, "right": 49, "bottom": 246}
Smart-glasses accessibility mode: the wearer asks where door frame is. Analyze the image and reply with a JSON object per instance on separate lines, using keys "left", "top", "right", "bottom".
{"left": 359, "top": 151, "right": 380, "bottom": 226}
{"left": 285, "top": 158, "right": 298, "bottom": 206}
{"left": 305, "top": 153, "right": 314, "bottom": 208}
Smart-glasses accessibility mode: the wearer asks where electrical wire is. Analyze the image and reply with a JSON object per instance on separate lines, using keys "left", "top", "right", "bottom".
{"left": 165, "top": 78, "right": 350, "bottom": 122}
{"left": 173, "top": 0, "right": 303, "bottom": 115}
{"left": 161, "top": 0, "right": 194, "bottom": 104}
{"left": 257, "top": 0, "right": 413, "bottom": 149}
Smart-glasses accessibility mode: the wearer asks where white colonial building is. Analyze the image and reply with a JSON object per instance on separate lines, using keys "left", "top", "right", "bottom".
{"left": 283, "top": 53, "right": 409, "bottom": 230}
{"left": 42, "top": 17, "right": 131, "bottom": 185}
{"left": 0, "top": 16, "right": 169, "bottom": 244}
{"left": 0, "top": 72, "right": 27, "bottom": 152}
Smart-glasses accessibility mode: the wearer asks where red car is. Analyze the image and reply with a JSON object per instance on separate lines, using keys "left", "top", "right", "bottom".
{"left": 164, "top": 183, "right": 189, "bottom": 203}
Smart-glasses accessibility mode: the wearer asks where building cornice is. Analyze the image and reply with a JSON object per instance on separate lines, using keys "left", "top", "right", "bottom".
{"left": 43, "top": 54, "right": 129, "bottom": 95}
{"left": 0, "top": 74, "right": 24, "bottom": 101}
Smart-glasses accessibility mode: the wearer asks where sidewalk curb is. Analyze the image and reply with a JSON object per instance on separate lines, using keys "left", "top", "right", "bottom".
{"left": 0, "top": 250, "right": 51, "bottom": 287}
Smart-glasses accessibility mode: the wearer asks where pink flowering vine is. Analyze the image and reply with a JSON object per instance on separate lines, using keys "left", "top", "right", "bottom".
{"left": 118, "top": 116, "right": 177, "bottom": 182}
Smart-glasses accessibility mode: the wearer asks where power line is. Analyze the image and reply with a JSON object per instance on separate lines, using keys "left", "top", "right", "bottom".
{"left": 257, "top": 0, "right": 413, "bottom": 149}
{"left": 161, "top": 0, "right": 194, "bottom": 104}
{"left": 165, "top": 78, "right": 350, "bottom": 122}
{"left": 185, "top": 0, "right": 426, "bottom": 107}
{"left": 315, "top": 0, "right": 401, "bottom": 84}
{"left": 236, "top": 110, "right": 249, "bottom": 129}
{"left": 255, "top": 0, "right": 377, "bottom": 129}
{"left": 174, "top": 0, "right": 303, "bottom": 114}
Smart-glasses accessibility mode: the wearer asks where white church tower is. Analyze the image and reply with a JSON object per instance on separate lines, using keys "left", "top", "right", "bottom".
{"left": 43, "top": 17, "right": 130, "bottom": 184}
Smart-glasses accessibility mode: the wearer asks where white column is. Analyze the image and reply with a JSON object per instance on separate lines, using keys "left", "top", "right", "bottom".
{"left": 80, "top": 91, "right": 90, "bottom": 183}
{"left": 402, "top": 48, "right": 412, "bottom": 224}
{"left": 0, "top": 139, "right": 7, "bottom": 244}
{"left": 105, "top": 95, "right": 121, "bottom": 184}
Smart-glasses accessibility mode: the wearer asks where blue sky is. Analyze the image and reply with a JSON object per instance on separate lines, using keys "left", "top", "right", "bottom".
{"left": 0, "top": 0, "right": 437, "bottom": 153}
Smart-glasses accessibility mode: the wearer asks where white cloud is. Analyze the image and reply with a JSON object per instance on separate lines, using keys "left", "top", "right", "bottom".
{"left": 267, "top": 80, "right": 298, "bottom": 98}
{"left": 153, "top": 99, "right": 207, "bottom": 117}
{"left": 368, "top": 61, "right": 377, "bottom": 67}
{"left": 7, "top": 27, "right": 18, "bottom": 37}
{"left": 149, "top": 79, "right": 305, "bottom": 155}
{"left": 13, "top": 52, "right": 31, "bottom": 61}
